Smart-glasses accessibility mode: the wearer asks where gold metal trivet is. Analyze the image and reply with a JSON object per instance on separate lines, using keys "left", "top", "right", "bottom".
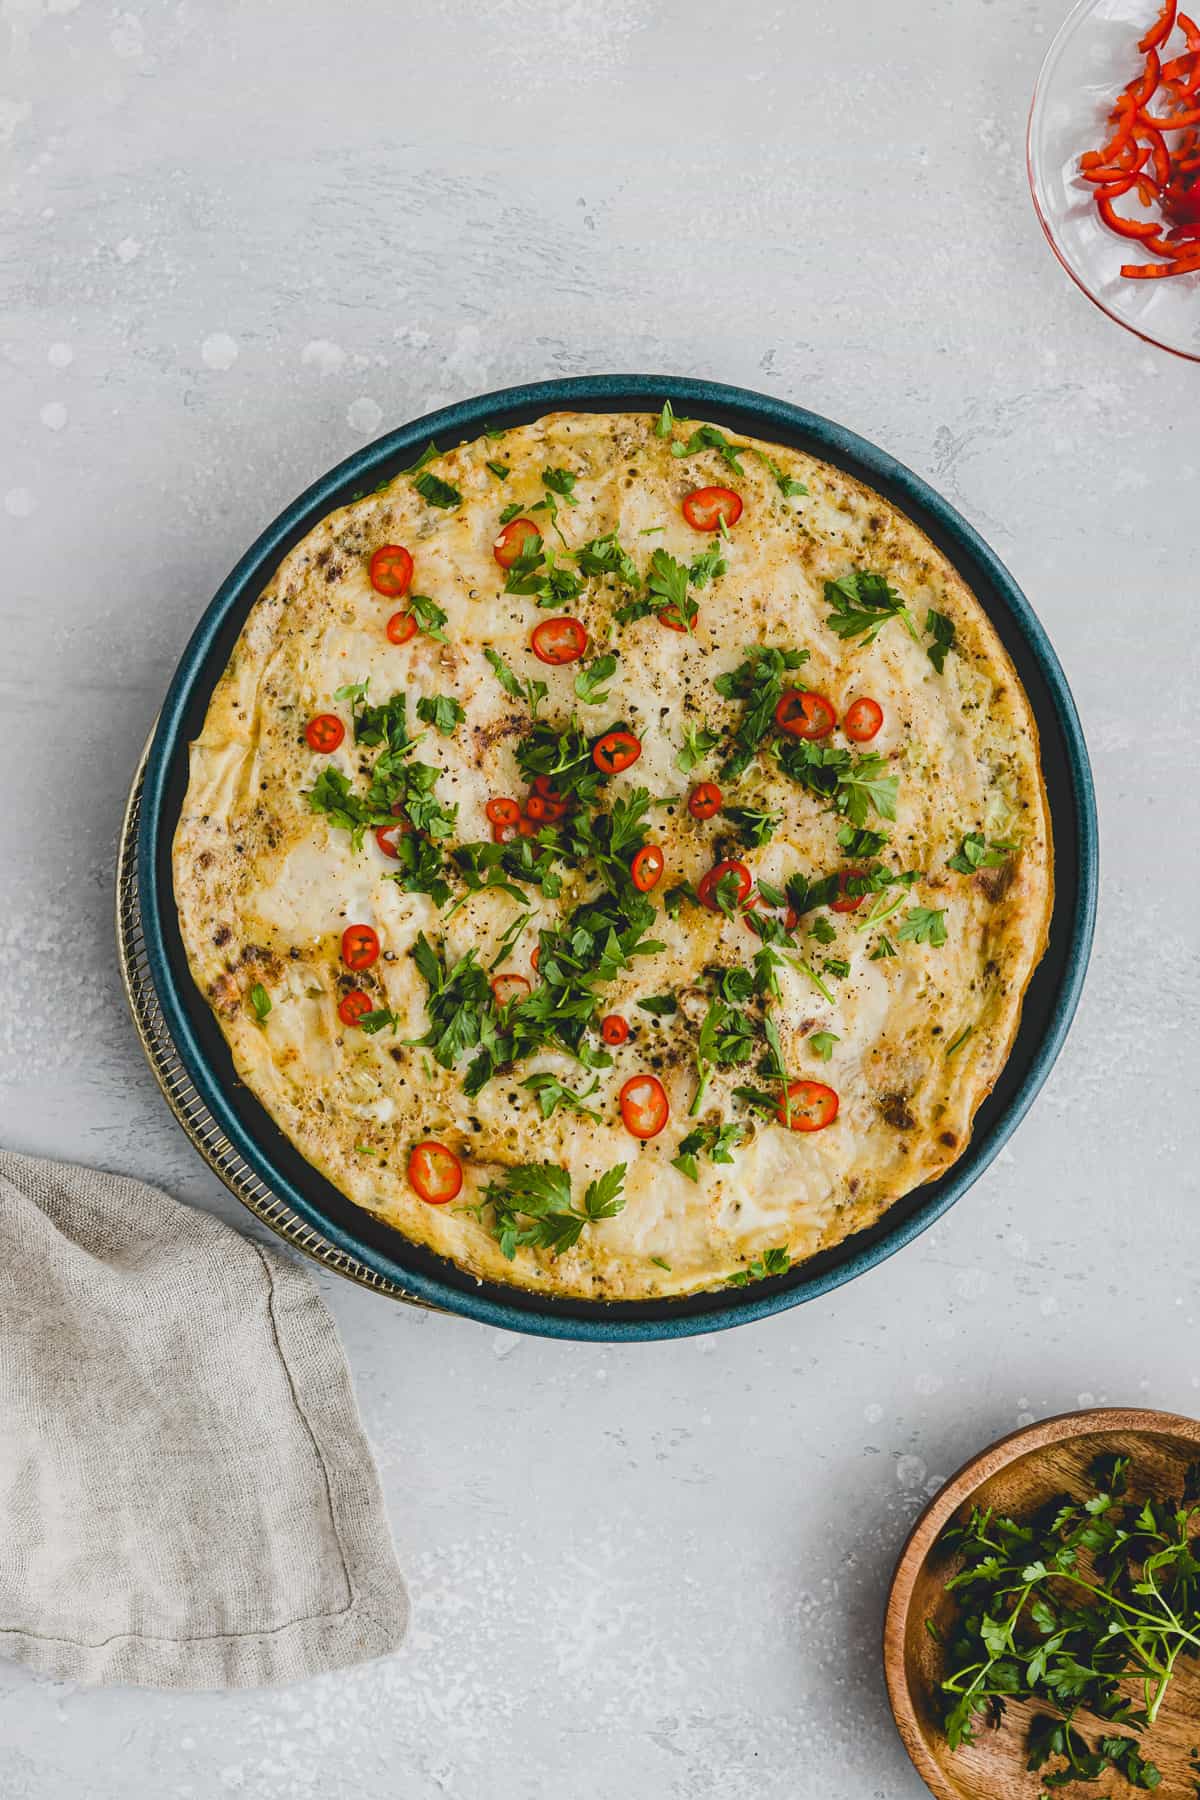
{"left": 116, "top": 736, "right": 434, "bottom": 1307}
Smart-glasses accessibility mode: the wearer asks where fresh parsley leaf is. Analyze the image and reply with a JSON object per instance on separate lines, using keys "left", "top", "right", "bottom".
{"left": 407, "top": 594, "right": 448, "bottom": 642}
{"left": 521, "top": 1072, "right": 601, "bottom": 1121}
{"left": 654, "top": 399, "right": 675, "bottom": 437}
{"left": 672, "top": 1118, "right": 745, "bottom": 1182}
{"left": 675, "top": 725, "right": 720, "bottom": 773}
{"left": 688, "top": 542, "right": 727, "bottom": 588}
{"left": 484, "top": 646, "right": 548, "bottom": 717}
{"left": 838, "top": 823, "right": 890, "bottom": 857}
{"left": 823, "top": 570, "right": 918, "bottom": 644}
{"left": 359, "top": 1007, "right": 402, "bottom": 1034}
{"left": 776, "top": 740, "right": 898, "bottom": 827}
{"left": 413, "top": 470, "right": 462, "bottom": 509}
{"left": 486, "top": 459, "right": 510, "bottom": 480}
{"left": 926, "top": 608, "right": 956, "bottom": 673}
{"left": 498, "top": 500, "right": 523, "bottom": 525}
{"left": 715, "top": 644, "right": 810, "bottom": 780}
{"left": 576, "top": 533, "right": 640, "bottom": 586}
{"left": 395, "top": 441, "right": 441, "bottom": 477}
{"left": 670, "top": 422, "right": 747, "bottom": 474}
{"left": 333, "top": 678, "right": 370, "bottom": 706}
{"left": 869, "top": 934, "right": 897, "bottom": 960}
{"left": 945, "top": 1024, "right": 974, "bottom": 1057}
{"left": 752, "top": 448, "right": 808, "bottom": 497}
{"left": 728, "top": 1246, "right": 790, "bottom": 1285}
{"left": 416, "top": 693, "right": 466, "bottom": 736}
{"left": 646, "top": 547, "right": 697, "bottom": 632}
{"left": 637, "top": 994, "right": 678, "bottom": 1017}
{"left": 479, "top": 1161, "right": 625, "bottom": 1258}
{"left": 573, "top": 654, "right": 618, "bottom": 706}
{"left": 947, "top": 831, "right": 1013, "bottom": 873}
{"left": 249, "top": 982, "right": 271, "bottom": 1022}
{"left": 809, "top": 1030, "right": 839, "bottom": 1061}
{"left": 898, "top": 906, "right": 948, "bottom": 947}
{"left": 723, "top": 805, "right": 780, "bottom": 849}
{"left": 541, "top": 466, "right": 579, "bottom": 505}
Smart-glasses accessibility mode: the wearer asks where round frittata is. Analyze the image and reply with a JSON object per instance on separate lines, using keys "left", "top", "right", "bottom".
{"left": 172, "top": 409, "right": 1052, "bottom": 1301}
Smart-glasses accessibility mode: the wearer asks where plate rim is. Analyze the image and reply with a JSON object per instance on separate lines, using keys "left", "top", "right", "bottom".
{"left": 135, "top": 372, "right": 1099, "bottom": 1341}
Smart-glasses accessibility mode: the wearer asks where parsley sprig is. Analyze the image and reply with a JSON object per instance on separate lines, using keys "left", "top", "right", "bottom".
{"left": 714, "top": 644, "right": 811, "bottom": 780}
{"left": 475, "top": 1162, "right": 626, "bottom": 1260}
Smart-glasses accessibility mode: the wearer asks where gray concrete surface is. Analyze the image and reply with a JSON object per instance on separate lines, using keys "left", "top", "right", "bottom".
{"left": 3, "top": 0, "right": 1199, "bottom": 1794}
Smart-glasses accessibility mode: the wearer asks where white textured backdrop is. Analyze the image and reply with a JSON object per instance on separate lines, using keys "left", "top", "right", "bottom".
{"left": 2, "top": 0, "right": 1199, "bottom": 1794}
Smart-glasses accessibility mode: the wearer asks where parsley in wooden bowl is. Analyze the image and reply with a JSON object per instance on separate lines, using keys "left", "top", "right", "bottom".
{"left": 884, "top": 1409, "right": 1200, "bottom": 1800}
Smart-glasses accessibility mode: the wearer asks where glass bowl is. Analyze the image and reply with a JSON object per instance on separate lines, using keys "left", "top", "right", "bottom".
{"left": 1028, "top": 0, "right": 1200, "bottom": 360}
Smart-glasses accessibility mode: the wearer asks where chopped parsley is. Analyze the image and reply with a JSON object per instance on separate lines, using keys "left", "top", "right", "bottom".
{"left": 413, "top": 470, "right": 462, "bottom": 510}
{"left": 485, "top": 459, "right": 510, "bottom": 480}
{"left": 573, "top": 654, "right": 618, "bottom": 706}
{"left": 897, "top": 905, "right": 948, "bottom": 947}
{"left": 727, "top": 1247, "right": 790, "bottom": 1286}
{"left": 947, "top": 831, "right": 1013, "bottom": 873}
{"left": 654, "top": 399, "right": 675, "bottom": 437}
{"left": 476, "top": 1161, "right": 626, "bottom": 1259}
{"left": 497, "top": 500, "right": 523, "bottom": 526}
{"left": 869, "top": 935, "right": 897, "bottom": 960}
{"left": 669, "top": 422, "right": 747, "bottom": 474}
{"left": 944, "top": 1024, "right": 973, "bottom": 1057}
{"left": 541, "top": 466, "right": 578, "bottom": 505}
{"left": 521, "top": 1072, "right": 601, "bottom": 1121}
{"left": 714, "top": 644, "right": 810, "bottom": 780}
{"left": 926, "top": 607, "right": 956, "bottom": 673}
{"left": 675, "top": 725, "right": 720, "bottom": 773}
{"left": 406, "top": 594, "right": 448, "bottom": 642}
{"left": 484, "top": 647, "right": 548, "bottom": 717}
{"left": 359, "top": 1006, "right": 402, "bottom": 1035}
{"left": 776, "top": 740, "right": 898, "bottom": 827}
{"left": 752, "top": 448, "right": 807, "bottom": 497}
{"left": 723, "top": 804, "right": 780, "bottom": 849}
{"left": 416, "top": 693, "right": 465, "bottom": 736}
{"left": 672, "top": 1118, "right": 745, "bottom": 1182}
{"left": 249, "top": 982, "right": 271, "bottom": 1022}
{"left": 576, "top": 532, "right": 640, "bottom": 586}
{"left": 823, "top": 570, "right": 918, "bottom": 644}
{"left": 637, "top": 994, "right": 678, "bottom": 1017}
{"left": 809, "top": 1030, "right": 839, "bottom": 1061}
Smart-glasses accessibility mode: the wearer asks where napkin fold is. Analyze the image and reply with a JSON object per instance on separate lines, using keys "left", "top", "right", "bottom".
{"left": 0, "top": 1149, "right": 408, "bottom": 1689}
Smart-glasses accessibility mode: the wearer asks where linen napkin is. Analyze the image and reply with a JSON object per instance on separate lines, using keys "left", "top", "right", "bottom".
{"left": 0, "top": 1149, "right": 408, "bottom": 1688}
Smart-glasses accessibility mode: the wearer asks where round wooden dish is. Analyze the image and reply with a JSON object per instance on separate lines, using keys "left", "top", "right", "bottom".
{"left": 884, "top": 1408, "right": 1200, "bottom": 1800}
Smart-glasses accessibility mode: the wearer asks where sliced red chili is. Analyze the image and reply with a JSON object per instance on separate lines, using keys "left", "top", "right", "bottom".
{"left": 525, "top": 794, "right": 555, "bottom": 823}
{"left": 842, "top": 697, "right": 884, "bottom": 743}
{"left": 407, "top": 1140, "right": 463, "bottom": 1205}
{"left": 386, "top": 609, "right": 418, "bottom": 645}
{"left": 341, "top": 924, "right": 380, "bottom": 970}
{"left": 592, "top": 728, "right": 642, "bottom": 774}
{"left": 830, "top": 868, "right": 870, "bottom": 915}
{"left": 657, "top": 604, "right": 691, "bottom": 632}
{"left": 1098, "top": 193, "right": 1164, "bottom": 237}
{"left": 374, "top": 820, "right": 410, "bottom": 859}
{"left": 531, "top": 774, "right": 567, "bottom": 803}
{"left": 688, "top": 782, "right": 722, "bottom": 820}
{"left": 601, "top": 1014, "right": 630, "bottom": 1046}
{"left": 697, "top": 858, "right": 753, "bottom": 912}
{"left": 776, "top": 1080, "right": 839, "bottom": 1132}
{"left": 775, "top": 689, "right": 837, "bottom": 740}
{"left": 491, "top": 820, "right": 519, "bottom": 844}
{"left": 305, "top": 713, "right": 345, "bottom": 754}
{"left": 682, "top": 485, "right": 743, "bottom": 531}
{"left": 492, "top": 516, "right": 541, "bottom": 570}
{"left": 1140, "top": 0, "right": 1177, "bottom": 53}
{"left": 369, "top": 544, "right": 413, "bottom": 598}
{"left": 531, "top": 946, "right": 540, "bottom": 972}
{"left": 630, "top": 844, "right": 664, "bottom": 891}
{"left": 619, "top": 1072, "right": 669, "bottom": 1139}
{"left": 516, "top": 817, "right": 538, "bottom": 837}
{"left": 485, "top": 797, "right": 520, "bottom": 826}
{"left": 338, "top": 990, "right": 373, "bottom": 1028}
{"left": 491, "top": 973, "right": 531, "bottom": 1008}
{"left": 531, "top": 616, "right": 588, "bottom": 665}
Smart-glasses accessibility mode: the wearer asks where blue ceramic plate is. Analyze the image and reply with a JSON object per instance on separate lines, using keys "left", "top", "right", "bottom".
{"left": 137, "top": 376, "right": 1097, "bottom": 1340}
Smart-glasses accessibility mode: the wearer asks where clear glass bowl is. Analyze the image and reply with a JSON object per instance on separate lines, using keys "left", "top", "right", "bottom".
{"left": 1028, "top": 0, "right": 1200, "bottom": 360}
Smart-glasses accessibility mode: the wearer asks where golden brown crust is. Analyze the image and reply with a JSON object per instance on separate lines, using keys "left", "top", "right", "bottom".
{"left": 172, "top": 412, "right": 1053, "bottom": 1301}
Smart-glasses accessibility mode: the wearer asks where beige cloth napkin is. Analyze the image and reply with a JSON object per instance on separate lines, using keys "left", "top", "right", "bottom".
{"left": 0, "top": 1149, "right": 408, "bottom": 1688}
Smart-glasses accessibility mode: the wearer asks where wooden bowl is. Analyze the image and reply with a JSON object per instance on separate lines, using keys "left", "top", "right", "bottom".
{"left": 884, "top": 1408, "right": 1200, "bottom": 1800}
